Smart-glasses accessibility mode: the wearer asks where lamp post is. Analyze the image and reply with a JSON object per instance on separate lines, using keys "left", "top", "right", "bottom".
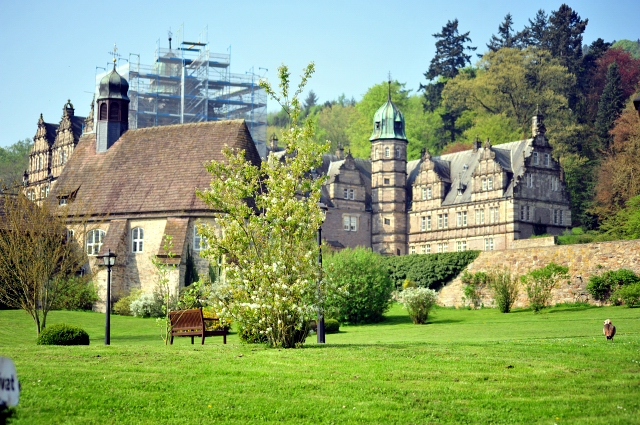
{"left": 97, "top": 249, "right": 117, "bottom": 345}
{"left": 317, "top": 202, "right": 328, "bottom": 344}
{"left": 633, "top": 95, "right": 640, "bottom": 118}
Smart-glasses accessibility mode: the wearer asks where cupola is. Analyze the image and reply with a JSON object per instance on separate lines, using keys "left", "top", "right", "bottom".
{"left": 369, "top": 82, "right": 407, "bottom": 141}
{"left": 96, "top": 53, "right": 130, "bottom": 153}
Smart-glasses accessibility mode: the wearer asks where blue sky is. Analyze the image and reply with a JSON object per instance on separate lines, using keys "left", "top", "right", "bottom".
{"left": 1, "top": 0, "right": 638, "bottom": 147}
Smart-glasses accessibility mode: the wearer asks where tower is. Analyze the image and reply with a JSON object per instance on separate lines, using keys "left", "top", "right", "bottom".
{"left": 370, "top": 81, "right": 408, "bottom": 255}
{"left": 96, "top": 55, "right": 129, "bottom": 153}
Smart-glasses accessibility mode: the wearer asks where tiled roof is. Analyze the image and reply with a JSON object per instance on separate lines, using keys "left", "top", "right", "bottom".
{"left": 158, "top": 218, "right": 189, "bottom": 262}
{"left": 50, "top": 120, "right": 261, "bottom": 216}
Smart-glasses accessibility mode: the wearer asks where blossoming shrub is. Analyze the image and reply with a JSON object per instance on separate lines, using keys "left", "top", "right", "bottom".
{"left": 130, "top": 293, "right": 158, "bottom": 318}
{"left": 202, "top": 307, "right": 232, "bottom": 331}
{"left": 324, "top": 247, "right": 394, "bottom": 324}
{"left": 196, "top": 63, "right": 344, "bottom": 348}
{"left": 401, "top": 287, "right": 438, "bottom": 324}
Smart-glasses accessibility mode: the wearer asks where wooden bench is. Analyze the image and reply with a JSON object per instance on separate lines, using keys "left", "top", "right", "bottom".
{"left": 169, "top": 307, "right": 227, "bottom": 345}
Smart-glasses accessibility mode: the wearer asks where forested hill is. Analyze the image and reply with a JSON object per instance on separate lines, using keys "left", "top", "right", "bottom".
{"left": 0, "top": 139, "right": 31, "bottom": 188}
{"left": 612, "top": 39, "right": 640, "bottom": 59}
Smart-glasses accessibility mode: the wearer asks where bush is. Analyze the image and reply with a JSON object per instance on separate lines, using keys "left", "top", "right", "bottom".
{"left": 325, "top": 247, "right": 394, "bottom": 324}
{"left": 488, "top": 268, "right": 520, "bottom": 313}
{"left": 202, "top": 307, "right": 232, "bottom": 331}
{"left": 611, "top": 282, "right": 640, "bottom": 307}
{"left": 36, "top": 323, "right": 89, "bottom": 346}
{"left": 237, "top": 323, "right": 268, "bottom": 344}
{"left": 113, "top": 290, "right": 141, "bottom": 316}
{"left": 130, "top": 293, "right": 162, "bottom": 318}
{"left": 384, "top": 251, "right": 480, "bottom": 290}
{"left": 460, "top": 271, "right": 489, "bottom": 309}
{"left": 521, "top": 262, "right": 569, "bottom": 312}
{"left": 324, "top": 318, "right": 340, "bottom": 333}
{"left": 53, "top": 277, "right": 100, "bottom": 311}
{"left": 586, "top": 269, "right": 640, "bottom": 301}
{"left": 401, "top": 287, "right": 438, "bottom": 324}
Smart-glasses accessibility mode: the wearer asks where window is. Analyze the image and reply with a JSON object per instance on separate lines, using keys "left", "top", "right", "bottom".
{"left": 437, "top": 243, "right": 443, "bottom": 253}
{"left": 384, "top": 218, "right": 391, "bottom": 225}
{"left": 484, "top": 238, "right": 494, "bottom": 251}
{"left": 343, "top": 216, "right": 357, "bottom": 231}
{"left": 520, "top": 205, "right": 525, "bottom": 220}
{"left": 482, "top": 178, "right": 487, "bottom": 191}
{"left": 462, "top": 211, "right": 467, "bottom": 226}
{"left": 427, "top": 187, "right": 432, "bottom": 199}
{"left": 41, "top": 187, "right": 46, "bottom": 199}
{"left": 384, "top": 178, "right": 390, "bottom": 185}
{"left": 59, "top": 198, "right": 67, "bottom": 206}
{"left": 444, "top": 214, "right": 448, "bottom": 228}
{"left": 488, "top": 177, "right": 493, "bottom": 190}
{"left": 349, "top": 189, "right": 355, "bottom": 200}
{"left": 552, "top": 177, "right": 559, "bottom": 191}
{"left": 61, "top": 150, "right": 67, "bottom": 164}
{"left": 438, "top": 214, "right": 443, "bottom": 229}
{"left": 456, "top": 241, "right": 467, "bottom": 252}
{"left": 132, "top": 227, "right": 144, "bottom": 253}
{"left": 533, "top": 152, "right": 539, "bottom": 165}
{"left": 350, "top": 217, "right": 357, "bottom": 231}
{"left": 86, "top": 229, "right": 105, "bottom": 256}
{"left": 99, "top": 103, "right": 107, "bottom": 120}
{"left": 66, "top": 229, "right": 74, "bottom": 241}
{"left": 421, "top": 216, "right": 426, "bottom": 231}
{"left": 544, "top": 154, "right": 550, "bottom": 166}
{"left": 490, "top": 207, "right": 499, "bottom": 223}
{"left": 420, "top": 245, "right": 426, "bottom": 254}
{"left": 526, "top": 206, "right": 531, "bottom": 221}
{"left": 385, "top": 147, "right": 390, "bottom": 158}
{"left": 396, "top": 147, "right": 401, "bottom": 158}
{"left": 396, "top": 248, "right": 401, "bottom": 256}
{"left": 426, "top": 244, "right": 431, "bottom": 254}
{"left": 410, "top": 246, "right": 416, "bottom": 255}
{"left": 526, "top": 174, "right": 534, "bottom": 188}
{"left": 194, "top": 225, "right": 209, "bottom": 250}
{"left": 375, "top": 148, "right": 379, "bottom": 159}
{"left": 438, "top": 243, "right": 448, "bottom": 253}
{"left": 559, "top": 210, "right": 563, "bottom": 225}
{"left": 421, "top": 188, "right": 427, "bottom": 200}
{"left": 456, "top": 212, "right": 462, "bottom": 227}
{"left": 343, "top": 188, "right": 348, "bottom": 199}
{"left": 45, "top": 186, "right": 50, "bottom": 197}
{"left": 109, "top": 103, "right": 120, "bottom": 121}
{"left": 427, "top": 216, "right": 431, "bottom": 230}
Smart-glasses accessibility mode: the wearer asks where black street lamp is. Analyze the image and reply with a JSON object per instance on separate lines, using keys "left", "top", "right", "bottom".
{"left": 97, "top": 249, "right": 117, "bottom": 345}
{"left": 317, "top": 202, "right": 328, "bottom": 344}
{"left": 633, "top": 95, "right": 640, "bottom": 118}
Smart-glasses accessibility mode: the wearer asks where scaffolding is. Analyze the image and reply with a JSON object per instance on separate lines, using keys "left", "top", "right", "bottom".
{"left": 95, "top": 29, "right": 267, "bottom": 155}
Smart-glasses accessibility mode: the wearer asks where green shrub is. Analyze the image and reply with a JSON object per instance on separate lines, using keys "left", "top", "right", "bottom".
{"left": 586, "top": 269, "right": 640, "bottom": 301}
{"left": 237, "top": 323, "right": 267, "bottom": 344}
{"left": 384, "top": 251, "right": 480, "bottom": 291}
{"left": 324, "top": 318, "right": 340, "bottom": 333}
{"left": 488, "top": 267, "right": 520, "bottom": 313}
{"left": 521, "top": 262, "right": 569, "bottom": 312}
{"left": 461, "top": 271, "right": 489, "bottom": 309}
{"left": 325, "top": 247, "right": 394, "bottom": 324}
{"left": 401, "top": 287, "right": 438, "bottom": 324}
{"left": 36, "top": 323, "right": 89, "bottom": 346}
{"left": 53, "top": 277, "right": 100, "bottom": 311}
{"left": 611, "top": 282, "right": 640, "bottom": 307}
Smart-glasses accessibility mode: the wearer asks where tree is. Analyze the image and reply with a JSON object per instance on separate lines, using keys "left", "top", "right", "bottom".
{"left": 521, "top": 262, "right": 569, "bottom": 312}
{"left": 486, "top": 13, "right": 526, "bottom": 52}
{"left": 197, "top": 63, "right": 341, "bottom": 348}
{"left": 443, "top": 47, "right": 574, "bottom": 139}
{"left": 303, "top": 90, "right": 318, "bottom": 110}
{"left": 419, "top": 19, "right": 476, "bottom": 145}
{"left": 522, "top": 9, "right": 550, "bottom": 49}
{"left": 0, "top": 139, "right": 31, "bottom": 187}
{"left": 0, "top": 191, "right": 96, "bottom": 335}
{"left": 595, "top": 63, "right": 625, "bottom": 150}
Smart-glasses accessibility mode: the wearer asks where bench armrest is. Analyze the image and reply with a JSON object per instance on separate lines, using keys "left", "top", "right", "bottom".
{"left": 203, "top": 317, "right": 221, "bottom": 322}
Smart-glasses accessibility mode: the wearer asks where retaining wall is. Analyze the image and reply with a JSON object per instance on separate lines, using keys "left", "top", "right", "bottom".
{"left": 438, "top": 239, "right": 640, "bottom": 308}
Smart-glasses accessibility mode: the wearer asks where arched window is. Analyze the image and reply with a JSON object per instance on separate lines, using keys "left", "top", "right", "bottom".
{"left": 99, "top": 103, "right": 108, "bottom": 120}
{"left": 384, "top": 147, "right": 390, "bottom": 158}
{"left": 132, "top": 227, "right": 144, "bottom": 253}
{"left": 109, "top": 103, "right": 120, "bottom": 121}
{"left": 86, "top": 229, "right": 106, "bottom": 256}
{"left": 374, "top": 148, "right": 379, "bottom": 159}
{"left": 395, "top": 147, "right": 401, "bottom": 158}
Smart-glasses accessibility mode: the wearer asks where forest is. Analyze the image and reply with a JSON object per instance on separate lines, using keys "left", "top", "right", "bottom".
{"left": 267, "top": 5, "right": 640, "bottom": 241}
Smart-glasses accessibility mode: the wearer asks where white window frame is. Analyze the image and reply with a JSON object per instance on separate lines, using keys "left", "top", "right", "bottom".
{"left": 86, "top": 229, "right": 105, "bottom": 256}
{"left": 488, "top": 177, "right": 493, "bottom": 190}
{"left": 427, "top": 216, "right": 431, "bottom": 231}
{"left": 443, "top": 213, "right": 448, "bottom": 228}
{"left": 132, "top": 227, "right": 144, "bottom": 253}
{"left": 421, "top": 216, "right": 426, "bottom": 231}
{"left": 410, "top": 246, "right": 416, "bottom": 255}
{"left": 533, "top": 152, "right": 538, "bottom": 165}
{"left": 559, "top": 210, "right": 563, "bottom": 225}
{"left": 544, "top": 154, "right": 550, "bottom": 166}
{"left": 66, "top": 229, "right": 74, "bottom": 241}
{"left": 462, "top": 211, "right": 467, "bottom": 226}
{"left": 526, "top": 206, "right": 531, "bottom": 221}
{"left": 194, "top": 224, "right": 209, "bottom": 250}
{"left": 554, "top": 209, "right": 558, "bottom": 225}
{"left": 520, "top": 205, "right": 525, "bottom": 220}
{"left": 427, "top": 187, "right": 432, "bottom": 199}
{"left": 45, "top": 186, "right": 50, "bottom": 197}
{"left": 480, "top": 209, "right": 485, "bottom": 224}
{"left": 456, "top": 241, "right": 467, "bottom": 252}
{"left": 343, "top": 188, "right": 348, "bottom": 199}
{"left": 385, "top": 147, "right": 390, "bottom": 158}
{"left": 350, "top": 216, "right": 357, "bottom": 231}
{"left": 426, "top": 244, "right": 431, "bottom": 254}
{"left": 343, "top": 216, "right": 350, "bottom": 231}
{"left": 485, "top": 238, "right": 494, "bottom": 251}
{"left": 420, "top": 245, "right": 426, "bottom": 255}
{"left": 438, "top": 214, "right": 443, "bottom": 229}
{"left": 421, "top": 188, "right": 427, "bottom": 200}
{"left": 490, "top": 207, "right": 495, "bottom": 223}
{"left": 349, "top": 189, "right": 355, "bottom": 200}
{"left": 482, "top": 178, "right": 487, "bottom": 191}
{"left": 456, "top": 212, "right": 462, "bottom": 227}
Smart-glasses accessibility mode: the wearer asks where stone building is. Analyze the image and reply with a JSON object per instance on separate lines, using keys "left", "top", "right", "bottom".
{"left": 46, "top": 65, "right": 261, "bottom": 311}
{"left": 312, "top": 89, "right": 571, "bottom": 255}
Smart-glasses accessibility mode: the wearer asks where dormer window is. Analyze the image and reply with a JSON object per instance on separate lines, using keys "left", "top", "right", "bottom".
{"left": 488, "top": 177, "right": 493, "bottom": 190}
{"left": 349, "top": 189, "right": 355, "bottom": 200}
{"left": 343, "top": 188, "right": 348, "bottom": 199}
{"left": 427, "top": 187, "right": 432, "bottom": 199}
{"left": 544, "top": 154, "right": 550, "bottom": 166}
{"left": 421, "top": 188, "right": 427, "bottom": 200}
{"left": 482, "top": 178, "right": 487, "bottom": 191}
{"left": 384, "top": 147, "right": 390, "bottom": 158}
{"left": 533, "top": 152, "right": 539, "bottom": 165}
{"left": 375, "top": 122, "right": 380, "bottom": 130}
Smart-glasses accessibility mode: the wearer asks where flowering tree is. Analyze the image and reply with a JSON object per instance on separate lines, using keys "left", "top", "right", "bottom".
{"left": 196, "top": 63, "right": 338, "bottom": 348}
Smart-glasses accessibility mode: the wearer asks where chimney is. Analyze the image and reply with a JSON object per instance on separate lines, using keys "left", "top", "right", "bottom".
{"left": 532, "top": 109, "right": 546, "bottom": 137}
{"left": 336, "top": 143, "right": 344, "bottom": 159}
{"left": 473, "top": 135, "right": 481, "bottom": 152}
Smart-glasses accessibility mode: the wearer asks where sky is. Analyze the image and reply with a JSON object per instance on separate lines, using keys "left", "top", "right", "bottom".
{"left": 1, "top": 0, "right": 639, "bottom": 148}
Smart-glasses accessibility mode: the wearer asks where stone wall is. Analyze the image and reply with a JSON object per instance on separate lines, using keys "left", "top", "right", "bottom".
{"left": 511, "top": 236, "right": 557, "bottom": 249}
{"left": 439, "top": 239, "right": 640, "bottom": 308}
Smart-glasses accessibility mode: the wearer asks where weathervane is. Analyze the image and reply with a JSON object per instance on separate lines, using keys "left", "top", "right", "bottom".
{"left": 387, "top": 71, "right": 392, "bottom": 101}
{"left": 108, "top": 44, "right": 120, "bottom": 69}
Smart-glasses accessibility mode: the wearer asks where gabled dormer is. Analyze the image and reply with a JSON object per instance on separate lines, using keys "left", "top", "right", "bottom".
{"left": 327, "top": 150, "right": 367, "bottom": 211}
{"left": 411, "top": 148, "right": 450, "bottom": 210}
{"left": 470, "top": 138, "right": 510, "bottom": 202}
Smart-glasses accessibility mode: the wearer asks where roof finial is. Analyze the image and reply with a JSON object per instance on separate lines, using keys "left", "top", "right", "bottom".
{"left": 388, "top": 71, "right": 392, "bottom": 101}
{"left": 110, "top": 43, "right": 118, "bottom": 70}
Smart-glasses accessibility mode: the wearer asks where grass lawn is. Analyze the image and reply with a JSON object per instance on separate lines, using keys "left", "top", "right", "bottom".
{"left": 1, "top": 303, "right": 639, "bottom": 424}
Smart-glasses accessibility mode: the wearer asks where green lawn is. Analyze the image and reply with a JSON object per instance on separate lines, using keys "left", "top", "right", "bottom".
{"left": 1, "top": 304, "right": 639, "bottom": 424}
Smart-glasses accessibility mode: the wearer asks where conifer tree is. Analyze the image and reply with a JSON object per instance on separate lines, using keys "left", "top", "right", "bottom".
{"left": 595, "top": 62, "right": 625, "bottom": 150}
{"left": 523, "top": 9, "right": 550, "bottom": 49}
{"left": 487, "top": 13, "right": 526, "bottom": 52}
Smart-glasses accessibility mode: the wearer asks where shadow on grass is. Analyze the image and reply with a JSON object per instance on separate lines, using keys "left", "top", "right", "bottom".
{"left": 428, "top": 318, "right": 463, "bottom": 325}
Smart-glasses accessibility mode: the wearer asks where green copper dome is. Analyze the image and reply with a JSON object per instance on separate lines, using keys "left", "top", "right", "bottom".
{"left": 369, "top": 91, "right": 407, "bottom": 141}
{"left": 97, "top": 65, "right": 129, "bottom": 101}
